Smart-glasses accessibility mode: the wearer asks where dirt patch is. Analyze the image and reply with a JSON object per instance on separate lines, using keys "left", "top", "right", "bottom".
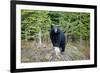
{"left": 21, "top": 41, "right": 89, "bottom": 63}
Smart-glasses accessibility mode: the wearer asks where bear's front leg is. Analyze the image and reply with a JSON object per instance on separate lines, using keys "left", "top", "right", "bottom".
{"left": 53, "top": 47, "right": 60, "bottom": 55}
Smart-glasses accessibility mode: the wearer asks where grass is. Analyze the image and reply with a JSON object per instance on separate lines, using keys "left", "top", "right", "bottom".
{"left": 21, "top": 40, "right": 90, "bottom": 63}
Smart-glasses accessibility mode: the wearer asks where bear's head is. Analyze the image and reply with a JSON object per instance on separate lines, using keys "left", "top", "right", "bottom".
{"left": 51, "top": 24, "right": 60, "bottom": 34}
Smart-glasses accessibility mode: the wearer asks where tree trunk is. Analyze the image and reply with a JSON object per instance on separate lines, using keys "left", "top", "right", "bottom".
{"left": 25, "top": 30, "right": 27, "bottom": 41}
{"left": 80, "top": 35, "right": 83, "bottom": 46}
{"left": 38, "top": 29, "right": 42, "bottom": 47}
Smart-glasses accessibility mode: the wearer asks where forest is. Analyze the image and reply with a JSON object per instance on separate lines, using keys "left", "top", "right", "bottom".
{"left": 21, "top": 9, "right": 90, "bottom": 62}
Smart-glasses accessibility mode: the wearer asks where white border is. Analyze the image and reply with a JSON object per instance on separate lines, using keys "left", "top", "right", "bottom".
{"left": 16, "top": 4, "right": 94, "bottom": 69}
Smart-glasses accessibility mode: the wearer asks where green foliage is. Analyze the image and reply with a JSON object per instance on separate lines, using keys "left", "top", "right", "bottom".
{"left": 21, "top": 9, "right": 90, "bottom": 41}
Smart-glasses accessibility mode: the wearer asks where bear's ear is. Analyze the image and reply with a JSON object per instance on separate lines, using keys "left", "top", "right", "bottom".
{"left": 51, "top": 24, "right": 54, "bottom": 28}
{"left": 51, "top": 25, "right": 53, "bottom": 28}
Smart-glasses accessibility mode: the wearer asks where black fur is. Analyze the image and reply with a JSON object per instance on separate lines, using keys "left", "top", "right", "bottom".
{"left": 50, "top": 25, "right": 66, "bottom": 53}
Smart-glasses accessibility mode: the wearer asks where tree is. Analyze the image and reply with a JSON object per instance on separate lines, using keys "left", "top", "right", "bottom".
{"left": 21, "top": 10, "right": 90, "bottom": 46}
{"left": 21, "top": 10, "right": 52, "bottom": 47}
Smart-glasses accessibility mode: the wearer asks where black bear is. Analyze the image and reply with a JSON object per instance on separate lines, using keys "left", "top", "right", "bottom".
{"left": 50, "top": 24, "right": 66, "bottom": 55}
